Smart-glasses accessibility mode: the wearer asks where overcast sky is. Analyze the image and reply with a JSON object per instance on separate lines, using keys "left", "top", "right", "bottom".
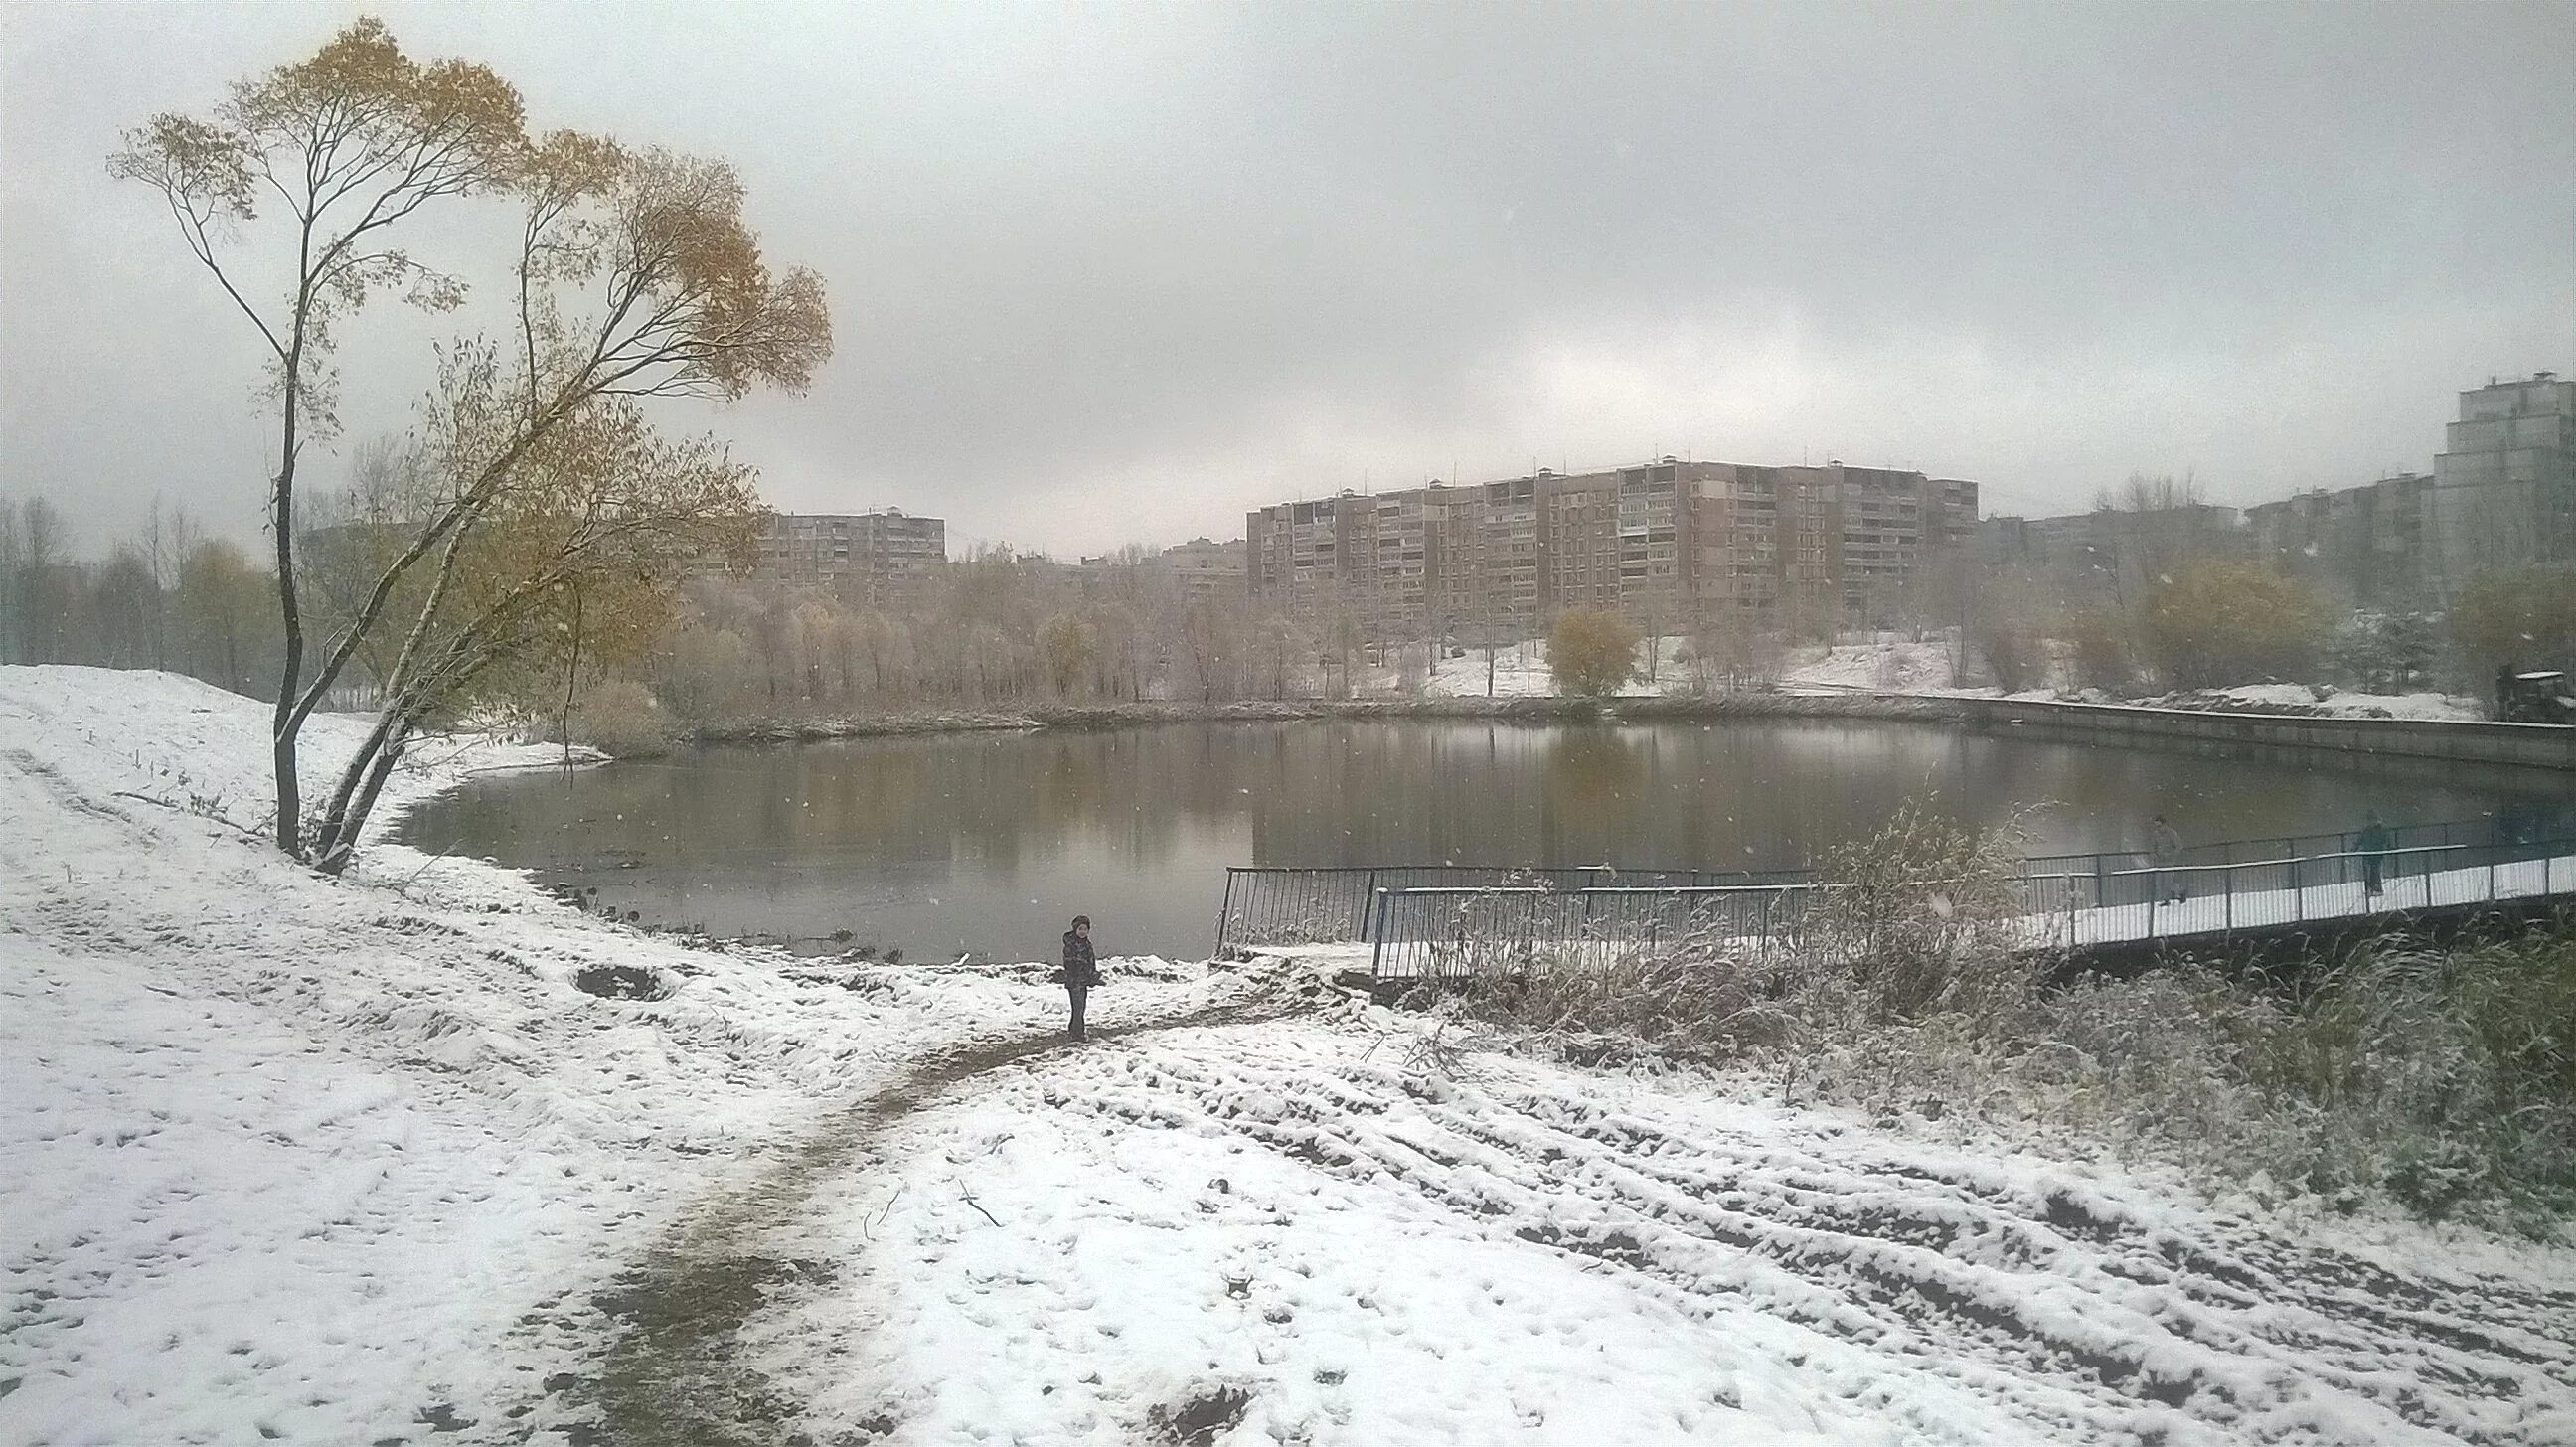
{"left": 4, "top": 1, "right": 2571, "bottom": 559}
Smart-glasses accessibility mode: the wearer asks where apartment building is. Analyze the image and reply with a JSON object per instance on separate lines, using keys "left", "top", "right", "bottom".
{"left": 2427, "top": 373, "right": 2576, "bottom": 597}
{"left": 1080, "top": 537, "right": 1249, "bottom": 601}
{"left": 1246, "top": 458, "right": 1976, "bottom": 638}
{"left": 745, "top": 510, "right": 947, "bottom": 596}
{"left": 2243, "top": 473, "right": 2434, "bottom": 606}
{"left": 1159, "top": 537, "right": 1248, "bottom": 601}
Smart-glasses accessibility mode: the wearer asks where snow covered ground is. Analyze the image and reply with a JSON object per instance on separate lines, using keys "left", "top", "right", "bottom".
{"left": 1414, "top": 637, "right": 1692, "bottom": 698}
{"left": 1778, "top": 634, "right": 1979, "bottom": 696}
{"left": 0, "top": 668, "right": 1250, "bottom": 1444}
{"left": 747, "top": 1026, "right": 2576, "bottom": 1446}
{"left": 1384, "top": 630, "right": 2481, "bottom": 721}
{"left": 7, "top": 666, "right": 2574, "bottom": 1445}
{"left": 1775, "top": 634, "right": 2487, "bottom": 722}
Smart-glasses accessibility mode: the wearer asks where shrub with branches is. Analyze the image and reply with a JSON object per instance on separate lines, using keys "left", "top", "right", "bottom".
{"left": 1546, "top": 607, "right": 1642, "bottom": 698}
{"left": 1801, "top": 804, "right": 2036, "bottom": 1027}
{"left": 2143, "top": 560, "right": 2332, "bottom": 689}
{"left": 2035, "top": 929, "right": 2576, "bottom": 1227}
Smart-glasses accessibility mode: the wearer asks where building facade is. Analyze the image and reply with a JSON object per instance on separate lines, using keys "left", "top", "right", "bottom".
{"left": 1157, "top": 537, "right": 1248, "bottom": 601}
{"left": 746, "top": 510, "right": 947, "bottom": 596}
{"left": 1246, "top": 459, "right": 1977, "bottom": 638}
{"left": 2428, "top": 373, "right": 2576, "bottom": 597}
{"left": 2242, "top": 473, "right": 2434, "bottom": 607}
{"left": 1980, "top": 503, "right": 2248, "bottom": 604}
{"left": 1079, "top": 537, "right": 1249, "bottom": 601}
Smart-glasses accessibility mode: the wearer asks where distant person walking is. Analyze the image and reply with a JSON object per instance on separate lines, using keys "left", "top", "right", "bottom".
{"left": 2146, "top": 814, "right": 2187, "bottom": 904}
{"left": 2356, "top": 811, "right": 2394, "bottom": 897}
{"left": 1060, "top": 914, "right": 1100, "bottom": 1042}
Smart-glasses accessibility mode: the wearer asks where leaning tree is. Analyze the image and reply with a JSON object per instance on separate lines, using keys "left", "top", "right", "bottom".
{"left": 114, "top": 18, "right": 830, "bottom": 866}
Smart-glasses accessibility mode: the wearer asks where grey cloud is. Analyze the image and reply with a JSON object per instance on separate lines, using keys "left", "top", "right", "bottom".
{"left": 4, "top": 0, "right": 2570, "bottom": 557}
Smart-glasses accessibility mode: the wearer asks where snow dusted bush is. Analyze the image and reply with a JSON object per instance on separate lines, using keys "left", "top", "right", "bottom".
{"left": 1444, "top": 946, "right": 1801, "bottom": 1061}
{"left": 1800, "top": 804, "right": 2037, "bottom": 1027}
{"left": 1446, "top": 808, "right": 2038, "bottom": 1070}
{"left": 1441, "top": 806, "right": 2576, "bottom": 1231}
{"left": 2039, "top": 932, "right": 2576, "bottom": 1228}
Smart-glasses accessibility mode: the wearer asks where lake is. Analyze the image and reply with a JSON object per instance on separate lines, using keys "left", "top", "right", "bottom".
{"left": 395, "top": 718, "right": 2560, "bottom": 963}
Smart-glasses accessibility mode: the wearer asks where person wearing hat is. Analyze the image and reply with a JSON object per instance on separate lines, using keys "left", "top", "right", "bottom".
{"left": 1060, "top": 914, "right": 1101, "bottom": 1041}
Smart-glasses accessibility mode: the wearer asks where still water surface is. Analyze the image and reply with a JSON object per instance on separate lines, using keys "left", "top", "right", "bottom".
{"left": 397, "top": 720, "right": 2557, "bottom": 962}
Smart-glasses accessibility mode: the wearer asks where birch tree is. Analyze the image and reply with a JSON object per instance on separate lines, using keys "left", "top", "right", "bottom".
{"left": 111, "top": 18, "right": 526, "bottom": 853}
{"left": 116, "top": 18, "right": 829, "bottom": 863}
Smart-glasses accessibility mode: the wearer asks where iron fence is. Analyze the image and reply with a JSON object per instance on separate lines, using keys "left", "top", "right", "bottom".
{"left": 1213, "top": 809, "right": 2576, "bottom": 956}
{"left": 1214, "top": 863, "right": 1809, "bottom": 952}
{"left": 1359, "top": 836, "right": 2576, "bottom": 978}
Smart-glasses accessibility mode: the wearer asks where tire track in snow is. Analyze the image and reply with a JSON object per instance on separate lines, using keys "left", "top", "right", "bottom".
{"left": 1046, "top": 1039, "right": 2576, "bottom": 1446}
{"left": 567, "top": 989, "right": 1318, "bottom": 1447}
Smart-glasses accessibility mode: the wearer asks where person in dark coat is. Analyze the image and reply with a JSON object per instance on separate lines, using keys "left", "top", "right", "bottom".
{"left": 2356, "top": 811, "right": 2393, "bottom": 897}
{"left": 2146, "top": 814, "right": 2187, "bottom": 904}
{"left": 1060, "top": 914, "right": 1100, "bottom": 1041}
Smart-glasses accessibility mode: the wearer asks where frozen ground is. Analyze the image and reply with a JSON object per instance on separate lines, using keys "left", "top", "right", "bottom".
{"left": 5, "top": 666, "right": 2573, "bottom": 1445}
{"left": 1388, "top": 630, "right": 2479, "bottom": 721}
{"left": 1776, "top": 634, "right": 2485, "bottom": 722}
{"left": 0, "top": 667, "right": 1252, "bottom": 1444}
{"left": 1401, "top": 637, "right": 1694, "bottom": 698}
{"left": 748, "top": 1026, "right": 2576, "bottom": 1446}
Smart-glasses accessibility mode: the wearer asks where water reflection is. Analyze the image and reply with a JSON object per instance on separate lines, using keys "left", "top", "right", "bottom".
{"left": 396, "top": 720, "right": 2557, "bottom": 962}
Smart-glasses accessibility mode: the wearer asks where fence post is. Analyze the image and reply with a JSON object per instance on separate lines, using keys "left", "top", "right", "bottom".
{"left": 1215, "top": 871, "right": 1238, "bottom": 955}
{"left": 1358, "top": 869, "right": 1379, "bottom": 939}
{"left": 1368, "top": 889, "right": 1387, "bottom": 978}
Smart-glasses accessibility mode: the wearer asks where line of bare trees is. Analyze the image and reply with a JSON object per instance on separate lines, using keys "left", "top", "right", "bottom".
{"left": 0, "top": 496, "right": 282, "bottom": 695}
{"left": 632, "top": 551, "right": 1329, "bottom": 724}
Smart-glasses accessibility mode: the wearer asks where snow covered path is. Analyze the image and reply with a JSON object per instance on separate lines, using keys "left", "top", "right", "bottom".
{"left": 747, "top": 1027, "right": 2576, "bottom": 1446}
{"left": 576, "top": 989, "right": 1319, "bottom": 1447}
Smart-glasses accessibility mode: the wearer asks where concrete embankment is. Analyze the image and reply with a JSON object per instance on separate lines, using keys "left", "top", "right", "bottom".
{"left": 657, "top": 691, "right": 2576, "bottom": 775}
{"left": 673, "top": 691, "right": 1961, "bottom": 748}
{"left": 1932, "top": 694, "right": 2576, "bottom": 773}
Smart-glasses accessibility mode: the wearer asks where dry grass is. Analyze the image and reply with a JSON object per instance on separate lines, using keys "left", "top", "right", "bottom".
{"left": 1435, "top": 807, "right": 2576, "bottom": 1232}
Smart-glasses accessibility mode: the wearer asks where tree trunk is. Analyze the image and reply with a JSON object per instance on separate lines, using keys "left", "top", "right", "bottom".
{"left": 270, "top": 422, "right": 305, "bottom": 854}
{"left": 559, "top": 585, "right": 583, "bottom": 770}
{"left": 315, "top": 715, "right": 416, "bottom": 878}
{"left": 270, "top": 233, "right": 318, "bottom": 858}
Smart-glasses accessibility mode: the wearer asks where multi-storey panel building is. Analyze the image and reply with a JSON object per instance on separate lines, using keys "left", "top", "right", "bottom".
{"left": 1158, "top": 537, "right": 1247, "bottom": 601}
{"left": 2243, "top": 473, "right": 2434, "bottom": 606}
{"left": 746, "top": 510, "right": 947, "bottom": 596}
{"left": 1247, "top": 458, "right": 1976, "bottom": 638}
{"left": 2429, "top": 373, "right": 2576, "bottom": 597}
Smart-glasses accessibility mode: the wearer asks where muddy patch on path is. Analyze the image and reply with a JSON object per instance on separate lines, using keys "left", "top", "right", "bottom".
{"left": 561, "top": 992, "right": 1311, "bottom": 1447}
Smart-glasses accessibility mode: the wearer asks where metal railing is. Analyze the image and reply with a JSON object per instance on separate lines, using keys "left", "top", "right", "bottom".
{"left": 1214, "top": 863, "right": 1810, "bottom": 951}
{"left": 1211, "top": 808, "right": 2576, "bottom": 955}
{"left": 1359, "top": 835, "right": 2576, "bottom": 978}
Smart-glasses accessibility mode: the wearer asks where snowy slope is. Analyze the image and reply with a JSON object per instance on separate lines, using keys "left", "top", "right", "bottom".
{"left": 741, "top": 1025, "right": 2576, "bottom": 1446}
{"left": 0, "top": 667, "right": 1241, "bottom": 1445}
{"left": 5, "top": 667, "right": 2572, "bottom": 1445}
